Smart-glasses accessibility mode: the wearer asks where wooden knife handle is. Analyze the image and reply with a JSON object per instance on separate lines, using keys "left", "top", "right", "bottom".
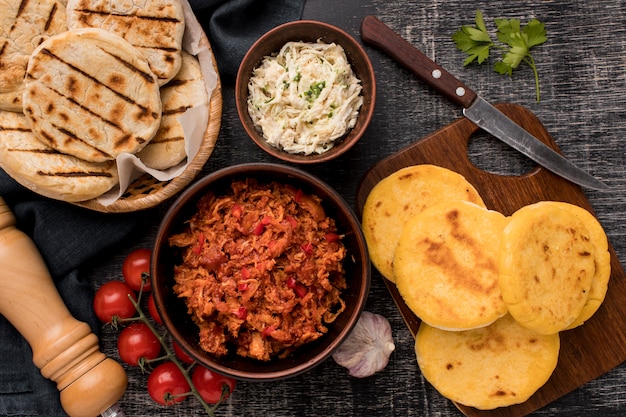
{"left": 360, "top": 15, "right": 477, "bottom": 108}
{"left": 0, "top": 198, "right": 127, "bottom": 417}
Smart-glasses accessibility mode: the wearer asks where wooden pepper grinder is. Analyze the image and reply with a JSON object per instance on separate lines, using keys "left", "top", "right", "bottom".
{"left": 0, "top": 197, "right": 128, "bottom": 417}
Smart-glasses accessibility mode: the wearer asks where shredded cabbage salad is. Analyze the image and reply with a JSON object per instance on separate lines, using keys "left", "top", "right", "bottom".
{"left": 247, "top": 40, "right": 363, "bottom": 155}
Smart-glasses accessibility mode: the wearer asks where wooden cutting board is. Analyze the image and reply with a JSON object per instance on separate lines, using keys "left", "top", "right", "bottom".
{"left": 355, "top": 103, "right": 626, "bottom": 417}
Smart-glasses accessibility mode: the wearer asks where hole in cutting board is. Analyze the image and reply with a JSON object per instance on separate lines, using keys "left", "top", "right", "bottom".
{"left": 467, "top": 130, "right": 537, "bottom": 176}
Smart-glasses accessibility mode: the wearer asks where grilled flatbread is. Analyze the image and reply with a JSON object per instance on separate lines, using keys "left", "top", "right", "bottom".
{"left": 0, "top": 110, "right": 118, "bottom": 202}
{"left": 499, "top": 202, "right": 596, "bottom": 334}
{"left": 0, "top": 88, "right": 24, "bottom": 113}
{"left": 395, "top": 200, "right": 508, "bottom": 330}
{"left": 66, "top": 0, "right": 185, "bottom": 86}
{"left": 0, "top": 0, "right": 68, "bottom": 111}
{"left": 361, "top": 164, "right": 485, "bottom": 283}
{"left": 136, "top": 51, "right": 208, "bottom": 170}
{"left": 415, "top": 314, "right": 560, "bottom": 410}
{"left": 23, "top": 28, "right": 162, "bottom": 162}
{"left": 544, "top": 202, "right": 611, "bottom": 330}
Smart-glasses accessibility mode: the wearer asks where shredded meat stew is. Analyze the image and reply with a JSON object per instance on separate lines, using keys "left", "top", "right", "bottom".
{"left": 169, "top": 179, "right": 347, "bottom": 361}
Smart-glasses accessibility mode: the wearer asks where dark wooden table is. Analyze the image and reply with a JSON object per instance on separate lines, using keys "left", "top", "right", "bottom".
{"left": 91, "top": 1, "right": 626, "bottom": 416}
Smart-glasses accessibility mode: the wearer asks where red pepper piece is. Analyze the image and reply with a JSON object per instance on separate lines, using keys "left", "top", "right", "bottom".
{"left": 231, "top": 203, "right": 243, "bottom": 219}
{"left": 301, "top": 242, "right": 313, "bottom": 255}
{"left": 234, "top": 306, "right": 247, "bottom": 319}
{"left": 285, "top": 215, "right": 298, "bottom": 229}
{"left": 262, "top": 325, "right": 275, "bottom": 339}
{"left": 325, "top": 232, "right": 341, "bottom": 242}
{"left": 241, "top": 267, "right": 250, "bottom": 279}
{"left": 294, "top": 188, "right": 303, "bottom": 203}
{"left": 294, "top": 283, "right": 308, "bottom": 298}
{"left": 252, "top": 222, "right": 265, "bottom": 236}
{"left": 286, "top": 276, "right": 297, "bottom": 289}
{"left": 252, "top": 215, "right": 271, "bottom": 235}
{"left": 286, "top": 276, "right": 308, "bottom": 297}
{"left": 192, "top": 232, "right": 205, "bottom": 255}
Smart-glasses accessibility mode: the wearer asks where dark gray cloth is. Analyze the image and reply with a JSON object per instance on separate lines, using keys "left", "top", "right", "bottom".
{"left": 0, "top": 1, "right": 305, "bottom": 416}
{"left": 191, "top": 0, "right": 306, "bottom": 82}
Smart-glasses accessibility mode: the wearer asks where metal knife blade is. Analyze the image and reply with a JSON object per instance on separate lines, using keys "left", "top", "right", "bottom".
{"left": 360, "top": 15, "right": 609, "bottom": 191}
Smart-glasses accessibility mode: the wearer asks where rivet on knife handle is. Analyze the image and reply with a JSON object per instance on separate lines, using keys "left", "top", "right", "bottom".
{"left": 360, "top": 15, "right": 477, "bottom": 108}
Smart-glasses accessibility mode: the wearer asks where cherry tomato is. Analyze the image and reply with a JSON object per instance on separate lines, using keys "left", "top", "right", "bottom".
{"left": 147, "top": 293, "right": 163, "bottom": 325}
{"left": 122, "top": 248, "right": 152, "bottom": 292}
{"left": 117, "top": 323, "right": 161, "bottom": 366}
{"left": 147, "top": 362, "right": 190, "bottom": 406}
{"left": 172, "top": 340, "right": 195, "bottom": 365}
{"left": 191, "top": 365, "right": 236, "bottom": 404}
{"left": 93, "top": 280, "right": 137, "bottom": 323}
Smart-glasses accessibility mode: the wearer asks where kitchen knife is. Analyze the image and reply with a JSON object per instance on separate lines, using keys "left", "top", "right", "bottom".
{"left": 360, "top": 15, "right": 610, "bottom": 191}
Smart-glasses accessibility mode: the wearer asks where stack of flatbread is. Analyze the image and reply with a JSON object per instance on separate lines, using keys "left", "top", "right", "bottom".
{"left": 0, "top": 0, "right": 210, "bottom": 202}
{"left": 361, "top": 164, "right": 611, "bottom": 410}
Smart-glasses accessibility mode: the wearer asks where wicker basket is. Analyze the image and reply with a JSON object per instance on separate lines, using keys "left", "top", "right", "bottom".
{"left": 73, "top": 9, "right": 222, "bottom": 213}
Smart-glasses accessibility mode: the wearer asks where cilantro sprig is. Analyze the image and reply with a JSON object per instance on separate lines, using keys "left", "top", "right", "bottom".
{"left": 452, "top": 10, "right": 547, "bottom": 102}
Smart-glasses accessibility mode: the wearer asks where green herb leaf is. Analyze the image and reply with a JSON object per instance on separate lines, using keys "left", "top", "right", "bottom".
{"left": 524, "top": 19, "right": 548, "bottom": 47}
{"left": 500, "top": 33, "right": 530, "bottom": 71}
{"left": 304, "top": 81, "right": 326, "bottom": 102}
{"left": 452, "top": 10, "right": 547, "bottom": 102}
{"left": 452, "top": 10, "right": 493, "bottom": 65}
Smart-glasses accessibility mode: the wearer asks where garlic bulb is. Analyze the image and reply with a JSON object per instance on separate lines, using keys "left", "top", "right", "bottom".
{"left": 332, "top": 311, "right": 395, "bottom": 378}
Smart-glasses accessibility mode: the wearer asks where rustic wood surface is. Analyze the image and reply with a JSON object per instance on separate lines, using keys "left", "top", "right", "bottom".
{"left": 89, "top": 1, "right": 626, "bottom": 416}
{"left": 356, "top": 103, "right": 626, "bottom": 417}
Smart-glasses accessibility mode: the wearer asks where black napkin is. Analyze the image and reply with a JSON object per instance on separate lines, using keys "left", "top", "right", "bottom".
{"left": 191, "top": 0, "right": 307, "bottom": 82}
{"left": 0, "top": 1, "right": 304, "bottom": 416}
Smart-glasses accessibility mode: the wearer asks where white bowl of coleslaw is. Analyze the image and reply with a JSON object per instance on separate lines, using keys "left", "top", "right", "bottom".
{"left": 236, "top": 20, "right": 376, "bottom": 164}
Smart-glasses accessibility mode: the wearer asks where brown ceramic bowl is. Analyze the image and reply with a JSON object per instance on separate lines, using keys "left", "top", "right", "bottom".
{"left": 235, "top": 20, "right": 376, "bottom": 164}
{"left": 151, "top": 163, "right": 370, "bottom": 381}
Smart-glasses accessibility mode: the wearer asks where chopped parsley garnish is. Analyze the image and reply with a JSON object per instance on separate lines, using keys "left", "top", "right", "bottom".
{"left": 304, "top": 81, "right": 326, "bottom": 102}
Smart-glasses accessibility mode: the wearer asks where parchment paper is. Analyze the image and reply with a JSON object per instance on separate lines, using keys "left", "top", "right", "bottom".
{"left": 97, "top": 0, "right": 218, "bottom": 205}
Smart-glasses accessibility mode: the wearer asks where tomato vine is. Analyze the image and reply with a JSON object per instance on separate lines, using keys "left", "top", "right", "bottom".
{"left": 94, "top": 249, "right": 236, "bottom": 416}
